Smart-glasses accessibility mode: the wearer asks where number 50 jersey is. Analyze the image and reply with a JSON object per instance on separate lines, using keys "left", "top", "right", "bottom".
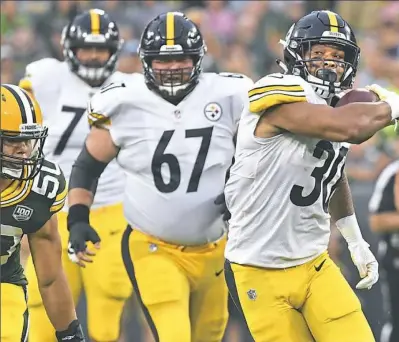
{"left": 225, "top": 73, "right": 350, "bottom": 269}
{"left": 1, "top": 160, "right": 67, "bottom": 286}
{"left": 88, "top": 73, "right": 253, "bottom": 245}
{"left": 19, "top": 58, "right": 131, "bottom": 210}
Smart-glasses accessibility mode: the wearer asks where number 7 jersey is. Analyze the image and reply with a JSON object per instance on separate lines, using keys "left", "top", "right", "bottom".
{"left": 225, "top": 73, "right": 350, "bottom": 269}
{"left": 88, "top": 73, "right": 253, "bottom": 245}
{"left": 19, "top": 58, "right": 131, "bottom": 210}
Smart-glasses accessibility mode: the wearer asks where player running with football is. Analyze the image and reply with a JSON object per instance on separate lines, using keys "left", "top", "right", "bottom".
{"left": 224, "top": 10, "right": 399, "bottom": 342}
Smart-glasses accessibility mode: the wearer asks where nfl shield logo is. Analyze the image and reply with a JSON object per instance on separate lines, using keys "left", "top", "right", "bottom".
{"left": 12, "top": 205, "right": 33, "bottom": 222}
{"left": 247, "top": 289, "right": 257, "bottom": 301}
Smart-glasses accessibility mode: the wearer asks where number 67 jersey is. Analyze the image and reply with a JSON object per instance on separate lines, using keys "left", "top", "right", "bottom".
{"left": 225, "top": 73, "right": 350, "bottom": 269}
{"left": 88, "top": 73, "right": 253, "bottom": 245}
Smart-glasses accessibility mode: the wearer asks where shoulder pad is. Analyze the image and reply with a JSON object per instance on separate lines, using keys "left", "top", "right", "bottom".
{"left": 248, "top": 73, "right": 308, "bottom": 113}
{"left": 217, "top": 72, "right": 248, "bottom": 79}
{"left": 212, "top": 72, "right": 254, "bottom": 94}
{"left": 87, "top": 82, "right": 127, "bottom": 128}
{"left": 19, "top": 58, "right": 62, "bottom": 95}
{"left": 32, "top": 160, "right": 67, "bottom": 213}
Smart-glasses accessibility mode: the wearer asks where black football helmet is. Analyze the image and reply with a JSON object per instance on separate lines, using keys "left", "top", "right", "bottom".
{"left": 139, "top": 12, "right": 207, "bottom": 103}
{"left": 61, "top": 9, "right": 123, "bottom": 86}
{"left": 278, "top": 10, "right": 360, "bottom": 98}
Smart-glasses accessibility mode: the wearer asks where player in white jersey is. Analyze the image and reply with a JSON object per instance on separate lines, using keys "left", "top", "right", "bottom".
{"left": 66, "top": 12, "right": 252, "bottom": 342}
{"left": 223, "top": 10, "right": 399, "bottom": 342}
{"left": 18, "top": 9, "right": 132, "bottom": 342}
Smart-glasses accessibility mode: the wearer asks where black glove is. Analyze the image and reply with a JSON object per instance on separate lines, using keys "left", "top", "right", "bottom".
{"left": 56, "top": 320, "right": 86, "bottom": 342}
{"left": 67, "top": 205, "right": 100, "bottom": 264}
{"left": 68, "top": 222, "right": 101, "bottom": 253}
{"left": 214, "top": 193, "right": 231, "bottom": 221}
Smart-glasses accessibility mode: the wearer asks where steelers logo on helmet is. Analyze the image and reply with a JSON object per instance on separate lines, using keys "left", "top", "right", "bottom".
{"left": 204, "top": 102, "right": 222, "bottom": 122}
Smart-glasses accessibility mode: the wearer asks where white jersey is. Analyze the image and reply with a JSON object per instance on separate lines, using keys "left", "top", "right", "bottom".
{"left": 225, "top": 73, "right": 350, "bottom": 268}
{"left": 88, "top": 73, "right": 253, "bottom": 245}
{"left": 20, "top": 58, "right": 129, "bottom": 210}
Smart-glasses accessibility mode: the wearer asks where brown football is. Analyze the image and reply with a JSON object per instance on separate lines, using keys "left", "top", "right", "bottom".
{"left": 335, "top": 88, "right": 379, "bottom": 107}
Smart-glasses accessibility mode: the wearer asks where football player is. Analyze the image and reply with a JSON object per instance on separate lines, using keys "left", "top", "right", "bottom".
{"left": 66, "top": 12, "right": 253, "bottom": 342}
{"left": 0, "top": 84, "right": 85, "bottom": 342}
{"left": 369, "top": 159, "right": 399, "bottom": 342}
{"left": 18, "top": 9, "right": 132, "bottom": 342}
{"left": 223, "top": 10, "right": 399, "bottom": 342}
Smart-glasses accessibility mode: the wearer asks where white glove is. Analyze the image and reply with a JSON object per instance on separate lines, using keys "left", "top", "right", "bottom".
{"left": 365, "top": 84, "right": 399, "bottom": 120}
{"left": 347, "top": 241, "right": 379, "bottom": 290}
{"left": 335, "top": 215, "right": 379, "bottom": 290}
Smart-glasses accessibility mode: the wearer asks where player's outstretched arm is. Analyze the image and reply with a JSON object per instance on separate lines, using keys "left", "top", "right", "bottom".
{"left": 67, "top": 127, "right": 119, "bottom": 267}
{"left": 329, "top": 172, "right": 379, "bottom": 290}
{"left": 28, "top": 215, "right": 85, "bottom": 341}
{"left": 259, "top": 100, "right": 395, "bottom": 144}
{"left": 369, "top": 170, "right": 399, "bottom": 233}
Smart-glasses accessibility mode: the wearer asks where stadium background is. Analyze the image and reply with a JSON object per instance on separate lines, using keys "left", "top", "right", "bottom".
{"left": 1, "top": 0, "right": 398, "bottom": 341}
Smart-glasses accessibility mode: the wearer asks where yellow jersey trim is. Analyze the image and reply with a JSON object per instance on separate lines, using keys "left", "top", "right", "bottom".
{"left": 250, "top": 93, "right": 307, "bottom": 113}
{"left": 249, "top": 85, "right": 304, "bottom": 99}
{"left": 0, "top": 179, "right": 33, "bottom": 208}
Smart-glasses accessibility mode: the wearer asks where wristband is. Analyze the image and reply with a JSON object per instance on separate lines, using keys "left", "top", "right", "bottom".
{"left": 67, "top": 204, "right": 90, "bottom": 230}
{"left": 335, "top": 214, "right": 365, "bottom": 245}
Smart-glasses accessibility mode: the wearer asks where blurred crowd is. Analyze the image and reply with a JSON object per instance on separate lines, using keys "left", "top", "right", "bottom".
{"left": 1, "top": 0, "right": 398, "bottom": 341}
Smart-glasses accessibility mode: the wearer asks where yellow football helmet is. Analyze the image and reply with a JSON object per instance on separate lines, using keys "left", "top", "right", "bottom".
{"left": 1, "top": 84, "right": 48, "bottom": 180}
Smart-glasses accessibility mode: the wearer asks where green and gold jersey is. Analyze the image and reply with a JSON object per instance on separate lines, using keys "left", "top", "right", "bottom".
{"left": 1, "top": 159, "right": 66, "bottom": 286}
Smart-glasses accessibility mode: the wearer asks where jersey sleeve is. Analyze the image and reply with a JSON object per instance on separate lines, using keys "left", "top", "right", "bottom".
{"left": 49, "top": 166, "right": 67, "bottom": 214}
{"left": 216, "top": 72, "right": 254, "bottom": 128}
{"left": 248, "top": 73, "right": 307, "bottom": 113}
{"left": 87, "top": 82, "right": 127, "bottom": 146}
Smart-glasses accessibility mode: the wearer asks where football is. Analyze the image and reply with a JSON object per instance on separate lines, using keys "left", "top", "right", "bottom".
{"left": 335, "top": 88, "right": 379, "bottom": 107}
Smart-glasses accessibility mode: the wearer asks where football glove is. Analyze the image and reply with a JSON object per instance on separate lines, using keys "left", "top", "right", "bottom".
{"left": 365, "top": 84, "right": 399, "bottom": 120}
{"left": 214, "top": 193, "right": 231, "bottom": 221}
{"left": 68, "top": 222, "right": 101, "bottom": 263}
{"left": 67, "top": 205, "right": 100, "bottom": 266}
{"left": 56, "top": 320, "right": 85, "bottom": 342}
{"left": 335, "top": 214, "right": 379, "bottom": 290}
{"left": 348, "top": 241, "right": 379, "bottom": 290}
